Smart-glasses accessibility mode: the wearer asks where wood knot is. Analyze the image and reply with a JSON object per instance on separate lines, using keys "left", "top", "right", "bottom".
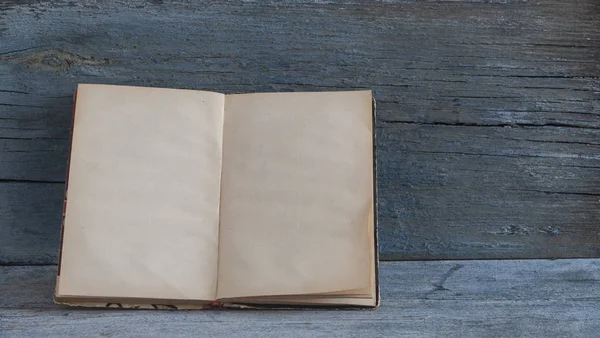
{"left": 2, "top": 49, "right": 113, "bottom": 71}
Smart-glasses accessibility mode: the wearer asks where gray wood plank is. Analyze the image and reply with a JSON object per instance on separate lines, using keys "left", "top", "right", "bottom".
{"left": 2, "top": 260, "right": 600, "bottom": 337}
{"left": 0, "top": 183, "right": 64, "bottom": 265}
{"left": 1, "top": 0, "right": 599, "bottom": 263}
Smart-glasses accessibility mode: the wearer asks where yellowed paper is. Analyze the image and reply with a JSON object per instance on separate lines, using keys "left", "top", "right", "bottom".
{"left": 57, "top": 84, "right": 224, "bottom": 301}
{"left": 222, "top": 201, "right": 377, "bottom": 306}
{"left": 217, "top": 91, "right": 373, "bottom": 299}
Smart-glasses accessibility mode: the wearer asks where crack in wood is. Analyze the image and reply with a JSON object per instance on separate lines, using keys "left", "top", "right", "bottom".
{"left": 0, "top": 46, "right": 38, "bottom": 57}
{"left": 505, "top": 188, "right": 600, "bottom": 197}
{"left": 381, "top": 120, "right": 600, "bottom": 131}
{"left": 0, "top": 89, "right": 29, "bottom": 94}
{"left": 408, "top": 150, "right": 600, "bottom": 160}
{"left": 0, "top": 136, "right": 68, "bottom": 141}
{"left": 424, "top": 264, "right": 463, "bottom": 297}
{"left": 498, "top": 138, "right": 600, "bottom": 146}
{"left": 0, "top": 103, "right": 56, "bottom": 108}
{"left": 0, "top": 178, "right": 64, "bottom": 184}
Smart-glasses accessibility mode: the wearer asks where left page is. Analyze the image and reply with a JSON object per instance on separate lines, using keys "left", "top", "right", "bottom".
{"left": 56, "top": 84, "right": 224, "bottom": 302}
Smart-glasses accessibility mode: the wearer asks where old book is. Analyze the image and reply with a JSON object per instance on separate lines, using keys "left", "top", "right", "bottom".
{"left": 54, "top": 84, "right": 379, "bottom": 309}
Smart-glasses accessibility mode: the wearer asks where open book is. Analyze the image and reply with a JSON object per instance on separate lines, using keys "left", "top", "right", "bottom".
{"left": 54, "top": 84, "right": 379, "bottom": 309}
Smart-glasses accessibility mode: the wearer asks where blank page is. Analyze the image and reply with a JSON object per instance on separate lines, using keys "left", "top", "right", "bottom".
{"left": 57, "top": 84, "right": 224, "bottom": 301}
{"left": 217, "top": 91, "right": 373, "bottom": 299}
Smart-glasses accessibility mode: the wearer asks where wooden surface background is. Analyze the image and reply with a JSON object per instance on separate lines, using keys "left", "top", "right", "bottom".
{"left": 1, "top": 0, "right": 599, "bottom": 265}
{"left": 3, "top": 259, "right": 600, "bottom": 337}
{"left": 2, "top": 1, "right": 600, "bottom": 336}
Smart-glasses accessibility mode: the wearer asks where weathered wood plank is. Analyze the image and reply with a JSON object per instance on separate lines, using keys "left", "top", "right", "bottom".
{"left": 1, "top": 0, "right": 599, "bottom": 263}
{"left": 2, "top": 260, "right": 600, "bottom": 337}
{"left": 0, "top": 182, "right": 64, "bottom": 265}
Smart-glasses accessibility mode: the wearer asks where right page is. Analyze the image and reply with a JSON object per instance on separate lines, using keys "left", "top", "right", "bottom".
{"left": 217, "top": 91, "right": 374, "bottom": 300}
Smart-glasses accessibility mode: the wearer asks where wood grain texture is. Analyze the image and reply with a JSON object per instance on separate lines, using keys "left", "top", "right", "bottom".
{"left": 1, "top": 0, "right": 599, "bottom": 263}
{"left": 2, "top": 260, "right": 600, "bottom": 337}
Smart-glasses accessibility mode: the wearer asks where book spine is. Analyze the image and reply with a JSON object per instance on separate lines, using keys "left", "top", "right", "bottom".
{"left": 56, "top": 89, "right": 77, "bottom": 277}
{"left": 372, "top": 96, "right": 380, "bottom": 307}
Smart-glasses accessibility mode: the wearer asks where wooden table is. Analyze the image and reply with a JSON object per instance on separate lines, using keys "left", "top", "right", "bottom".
{"left": 1, "top": 1, "right": 599, "bottom": 336}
